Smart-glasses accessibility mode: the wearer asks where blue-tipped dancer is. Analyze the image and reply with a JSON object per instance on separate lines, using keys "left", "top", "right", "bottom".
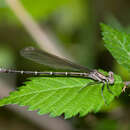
{"left": 0, "top": 47, "right": 114, "bottom": 103}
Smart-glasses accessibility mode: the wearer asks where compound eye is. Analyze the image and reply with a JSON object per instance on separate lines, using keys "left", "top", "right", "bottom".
{"left": 108, "top": 71, "right": 114, "bottom": 84}
{"left": 108, "top": 71, "right": 113, "bottom": 77}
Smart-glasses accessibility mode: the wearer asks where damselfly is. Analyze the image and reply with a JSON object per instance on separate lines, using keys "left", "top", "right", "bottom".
{"left": 0, "top": 47, "right": 114, "bottom": 102}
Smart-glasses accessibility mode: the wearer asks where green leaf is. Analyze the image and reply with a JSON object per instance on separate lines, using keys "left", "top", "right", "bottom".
{"left": 101, "top": 23, "right": 130, "bottom": 72}
{"left": 0, "top": 72, "right": 123, "bottom": 119}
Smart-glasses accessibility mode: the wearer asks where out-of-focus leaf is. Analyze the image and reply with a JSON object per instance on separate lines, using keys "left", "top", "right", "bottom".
{"left": 21, "top": 0, "right": 69, "bottom": 20}
{"left": 95, "top": 119, "right": 118, "bottom": 130}
{"left": 105, "top": 15, "right": 130, "bottom": 33}
{"left": 0, "top": 0, "right": 69, "bottom": 23}
{"left": 0, "top": 46, "right": 15, "bottom": 67}
{"left": 55, "top": 0, "right": 87, "bottom": 32}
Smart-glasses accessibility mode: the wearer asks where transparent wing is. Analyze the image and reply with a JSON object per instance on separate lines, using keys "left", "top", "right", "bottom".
{"left": 20, "top": 47, "right": 91, "bottom": 72}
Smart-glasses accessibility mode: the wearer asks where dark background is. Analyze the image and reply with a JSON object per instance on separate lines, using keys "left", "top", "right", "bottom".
{"left": 0, "top": 0, "right": 129, "bottom": 130}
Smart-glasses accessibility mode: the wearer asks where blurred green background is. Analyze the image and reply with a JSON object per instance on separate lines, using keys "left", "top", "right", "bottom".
{"left": 0, "top": 0, "right": 129, "bottom": 130}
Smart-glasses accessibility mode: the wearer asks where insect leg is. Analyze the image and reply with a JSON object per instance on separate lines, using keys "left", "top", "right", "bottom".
{"left": 106, "top": 80, "right": 113, "bottom": 95}
{"left": 78, "top": 81, "right": 100, "bottom": 92}
{"left": 101, "top": 83, "right": 107, "bottom": 105}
